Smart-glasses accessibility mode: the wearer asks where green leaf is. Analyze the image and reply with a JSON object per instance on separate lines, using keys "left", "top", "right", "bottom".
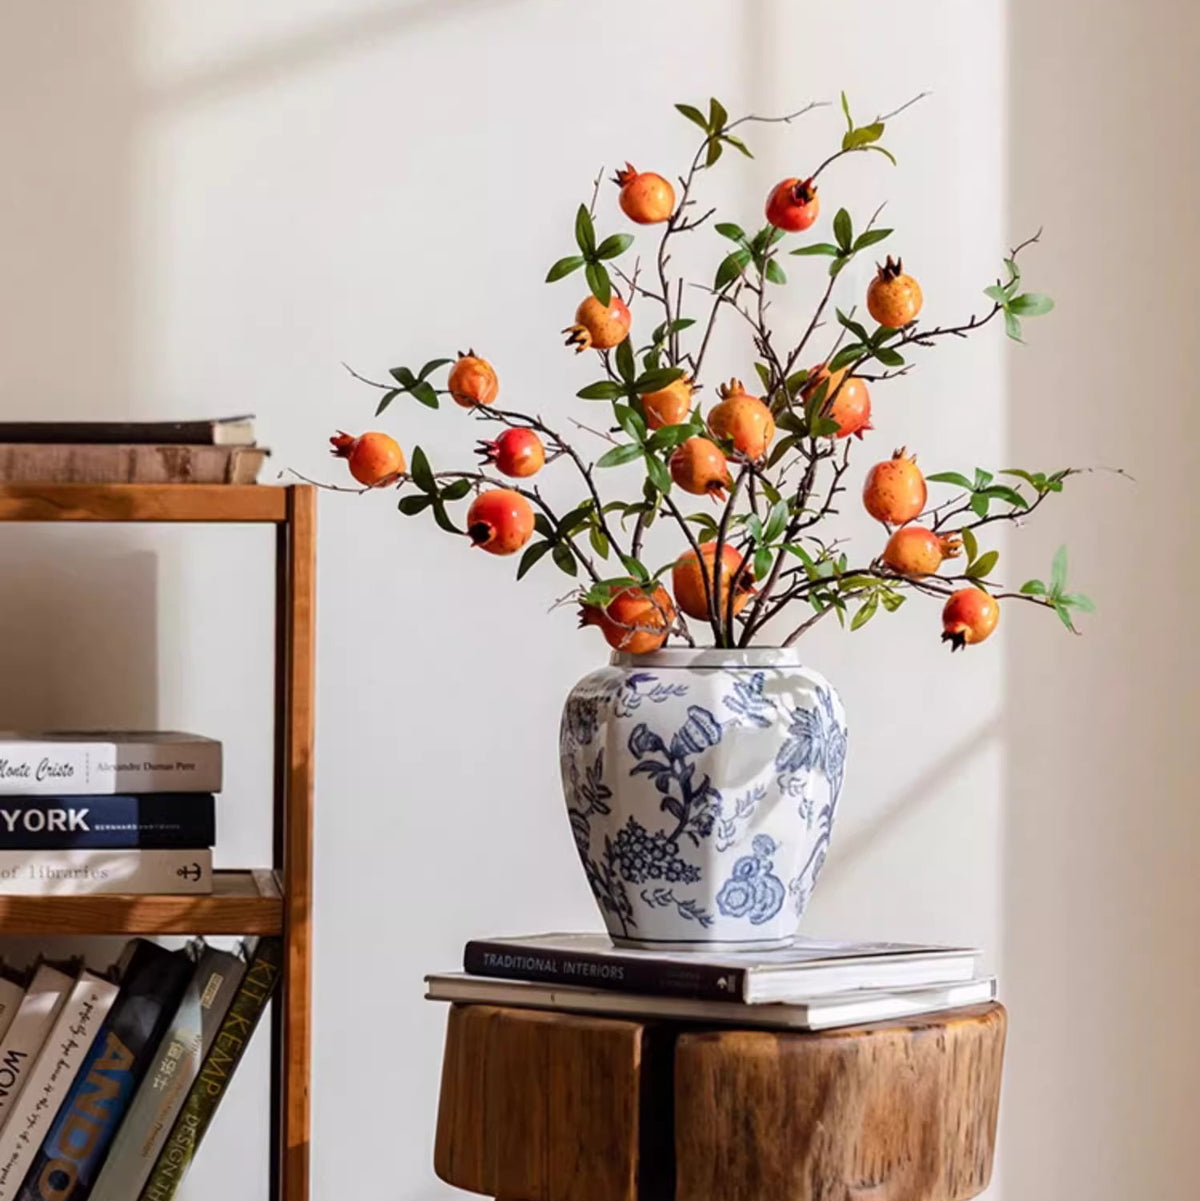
{"left": 595, "top": 233, "right": 634, "bottom": 261}
{"left": 557, "top": 503, "right": 594, "bottom": 536}
{"left": 864, "top": 145, "right": 897, "bottom": 166}
{"left": 533, "top": 514, "right": 556, "bottom": 540}
{"left": 1050, "top": 544, "right": 1068, "bottom": 594}
{"left": 1002, "top": 468, "right": 1038, "bottom": 485}
{"left": 973, "top": 467, "right": 995, "bottom": 489}
{"left": 1020, "top": 579, "right": 1046, "bottom": 596}
{"left": 1054, "top": 602, "right": 1078, "bottom": 632}
{"left": 753, "top": 362, "right": 772, "bottom": 392}
{"left": 982, "top": 484, "right": 1028, "bottom": 508}
{"left": 613, "top": 403, "right": 646, "bottom": 442}
{"left": 708, "top": 96, "right": 728, "bottom": 132}
{"left": 1008, "top": 292, "right": 1055, "bottom": 317}
{"left": 397, "top": 494, "right": 431, "bottom": 516}
{"left": 927, "top": 468, "right": 975, "bottom": 487}
{"left": 431, "top": 499, "right": 460, "bottom": 534}
{"left": 576, "top": 380, "right": 624, "bottom": 400}
{"left": 615, "top": 336, "right": 636, "bottom": 383}
{"left": 970, "top": 492, "right": 990, "bottom": 518}
{"left": 836, "top": 308, "right": 869, "bottom": 343}
{"left": 715, "top": 222, "right": 747, "bottom": 243}
{"left": 410, "top": 446, "right": 435, "bottom": 493}
{"left": 833, "top": 208, "right": 853, "bottom": 252}
{"left": 840, "top": 90, "right": 854, "bottom": 132}
{"left": 647, "top": 424, "right": 696, "bottom": 452}
{"left": 1004, "top": 310, "right": 1024, "bottom": 342}
{"left": 619, "top": 552, "right": 651, "bottom": 583}
{"left": 440, "top": 478, "right": 472, "bottom": 502}
{"left": 843, "top": 122, "right": 885, "bottom": 149}
{"left": 705, "top": 136, "right": 723, "bottom": 168}
{"left": 552, "top": 542, "right": 578, "bottom": 577}
{"left": 850, "top": 593, "right": 879, "bottom": 630}
{"left": 759, "top": 478, "right": 782, "bottom": 506}
{"left": 715, "top": 248, "right": 751, "bottom": 289}
{"left": 961, "top": 528, "right": 979, "bottom": 564}
{"left": 644, "top": 452, "right": 672, "bottom": 494}
{"left": 596, "top": 443, "right": 643, "bottom": 468}
{"left": 763, "top": 499, "right": 789, "bottom": 544}
{"left": 880, "top": 590, "right": 905, "bottom": 612}
{"left": 983, "top": 284, "right": 1007, "bottom": 303}
{"left": 686, "top": 512, "right": 719, "bottom": 538}
{"left": 753, "top": 546, "right": 774, "bottom": 581}
{"left": 375, "top": 389, "right": 400, "bottom": 416}
{"left": 1061, "top": 592, "right": 1096, "bottom": 613}
{"left": 589, "top": 526, "right": 610, "bottom": 559}
{"left": 675, "top": 102, "right": 709, "bottom": 131}
{"left": 585, "top": 260, "right": 612, "bottom": 306}
{"left": 967, "top": 549, "right": 999, "bottom": 580}
{"left": 791, "top": 242, "right": 841, "bottom": 257}
{"left": 410, "top": 380, "right": 439, "bottom": 408}
{"left": 389, "top": 365, "right": 416, "bottom": 388}
{"left": 853, "top": 228, "right": 892, "bottom": 251}
{"left": 574, "top": 204, "right": 596, "bottom": 254}
{"left": 418, "top": 358, "right": 452, "bottom": 379}
{"left": 764, "top": 258, "right": 787, "bottom": 286}
{"left": 873, "top": 346, "right": 905, "bottom": 368}
{"left": 546, "top": 255, "right": 585, "bottom": 282}
{"left": 517, "top": 540, "right": 553, "bottom": 580}
{"left": 810, "top": 417, "right": 841, "bottom": 437}
{"left": 635, "top": 366, "right": 685, "bottom": 394}
{"left": 828, "top": 344, "right": 865, "bottom": 373}
{"left": 723, "top": 134, "right": 753, "bottom": 158}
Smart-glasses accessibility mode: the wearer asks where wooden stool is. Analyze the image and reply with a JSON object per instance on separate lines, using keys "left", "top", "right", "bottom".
{"left": 434, "top": 1002, "right": 1006, "bottom": 1201}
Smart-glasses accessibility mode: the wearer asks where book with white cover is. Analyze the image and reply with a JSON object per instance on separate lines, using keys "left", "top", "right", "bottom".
{"left": 425, "top": 973, "right": 996, "bottom": 1032}
{"left": 0, "top": 732, "right": 221, "bottom": 796}
{"left": 0, "top": 970, "right": 119, "bottom": 1200}
{"left": 464, "top": 932, "right": 978, "bottom": 1003}
{"left": 0, "top": 964, "right": 73, "bottom": 1132}
{"left": 0, "top": 849, "right": 212, "bottom": 895}
{"left": 0, "top": 981, "right": 24, "bottom": 1050}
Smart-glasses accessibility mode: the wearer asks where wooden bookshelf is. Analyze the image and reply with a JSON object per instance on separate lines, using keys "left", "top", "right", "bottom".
{"left": 0, "top": 483, "right": 315, "bottom": 1201}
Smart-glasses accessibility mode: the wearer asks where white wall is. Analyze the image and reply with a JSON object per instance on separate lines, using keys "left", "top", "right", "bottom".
{"left": 3, "top": 2, "right": 1192, "bottom": 1200}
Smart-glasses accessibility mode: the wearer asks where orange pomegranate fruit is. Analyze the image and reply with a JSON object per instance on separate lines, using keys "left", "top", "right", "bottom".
{"left": 447, "top": 350, "right": 499, "bottom": 408}
{"left": 329, "top": 430, "right": 405, "bottom": 487}
{"left": 669, "top": 437, "right": 733, "bottom": 499}
{"left": 476, "top": 428, "right": 545, "bottom": 478}
{"left": 706, "top": 379, "right": 775, "bottom": 459}
{"left": 614, "top": 163, "right": 675, "bottom": 224}
{"left": 862, "top": 448, "right": 927, "bottom": 525}
{"left": 579, "top": 585, "right": 674, "bottom": 654}
{"left": 642, "top": 376, "right": 693, "bottom": 430}
{"left": 941, "top": 587, "right": 1000, "bottom": 651}
{"left": 765, "top": 177, "right": 820, "bottom": 232}
{"left": 564, "top": 294, "right": 632, "bottom": 353}
{"left": 466, "top": 489, "right": 534, "bottom": 556}
{"left": 882, "top": 526, "right": 962, "bottom": 577}
{"left": 672, "top": 542, "right": 754, "bottom": 621}
{"left": 805, "top": 365, "right": 872, "bottom": 439}
{"left": 867, "top": 256, "right": 923, "bottom": 328}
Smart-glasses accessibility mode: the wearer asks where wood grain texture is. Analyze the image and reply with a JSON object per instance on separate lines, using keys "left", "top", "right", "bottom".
{"left": 434, "top": 1004, "right": 645, "bottom": 1201}
{"left": 276, "top": 485, "right": 316, "bottom": 1201}
{"left": 674, "top": 1003, "right": 1006, "bottom": 1201}
{"left": 0, "top": 870, "right": 282, "bottom": 935}
{"left": 0, "top": 482, "right": 287, "bottom": 522}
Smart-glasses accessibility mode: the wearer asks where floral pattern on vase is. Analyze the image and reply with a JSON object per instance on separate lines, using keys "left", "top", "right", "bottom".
{"left": 560, "top": 648, "right": 848, "bottom": 949}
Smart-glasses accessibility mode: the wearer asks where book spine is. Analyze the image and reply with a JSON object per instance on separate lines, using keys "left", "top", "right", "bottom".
{"left": 89, "top": 948, "right": 246, "bottom": 1201}
{"left": 0, "top": 974, "right": 119, "bottom": 1201}
{"left": 0, "top": 797, "right": 215, "bottom": 850}
{"left": 0, "top": 850, "right": 211, "bottom": 896}
{"left": 0, "top": 742, "right": 221, "bottom": 797}
{"left": 18, "top": 943, "right": 194, "bottom": 1201}
{"left": 462, "top": 940, "right": 748, "bottom": 1003}
{"left": 0, "top": 982, "right": 25, "bottom": 1051}
{"left": 0, "top": 968, "right": 74, "bottom": 1134}
{"left": 138, "top": 940, "right": 283, "bottom": 1201}
{"left": 0, "top": 445, "right": 266, "bottom": 487}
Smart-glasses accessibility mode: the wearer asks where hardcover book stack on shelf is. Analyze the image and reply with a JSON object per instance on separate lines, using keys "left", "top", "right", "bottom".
{"left": 0, "top": 417, "right": 267, "bottom": 485}
{"left": 427, "top": 932, "right": 995, "bottom": 1031}
{"left": 0, "top": 733, "right": 223, "bottom": 896}
{"left": 0, "top": 936, "right": 280, "bottom": 1201}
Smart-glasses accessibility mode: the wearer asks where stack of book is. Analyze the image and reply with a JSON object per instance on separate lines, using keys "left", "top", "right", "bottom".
{"left": 0, "top": 417, "right": 267, "bottom": 485}
{"left": 427, "top": 932, "right": 995, "bottom": 1031}
{"left": 0, "top": 936, "right": 280, "bottom": 1201}
{"left": 0, "top": 732, "right": 223, "bottom": 896}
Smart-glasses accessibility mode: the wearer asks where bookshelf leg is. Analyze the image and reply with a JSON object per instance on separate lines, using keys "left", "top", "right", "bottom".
{"left": 274, "top": 486, "right": 316, "bottom": 1200}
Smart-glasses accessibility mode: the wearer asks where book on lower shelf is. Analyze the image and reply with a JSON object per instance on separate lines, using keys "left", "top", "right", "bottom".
{"left": 0, "top": 938, "right": 280, "bottom": 1201}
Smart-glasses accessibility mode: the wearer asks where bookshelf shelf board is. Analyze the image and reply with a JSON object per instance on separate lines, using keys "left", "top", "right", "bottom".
{"left": 0, "top": 483, "right": 288, "bottom": 523}
{"left": 0, "top": 869, "right": 283, "bottom": 936}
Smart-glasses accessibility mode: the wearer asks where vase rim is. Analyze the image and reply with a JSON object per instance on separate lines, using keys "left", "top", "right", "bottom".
{"left": 610, "top": 646, "right": 810, "bottom": 669}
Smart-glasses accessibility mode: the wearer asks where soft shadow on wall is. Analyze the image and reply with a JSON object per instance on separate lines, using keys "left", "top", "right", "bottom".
{"left": 1005, "top": 2, "right": 1200, "bottom": 1199}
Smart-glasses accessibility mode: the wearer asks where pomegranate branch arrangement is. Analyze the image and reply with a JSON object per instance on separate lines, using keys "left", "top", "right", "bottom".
{"left": 328, "top": 94, "right": 1101, "bottom": 948}
{"left": 331, "top": 93, "right": 1089, "bottom": 655}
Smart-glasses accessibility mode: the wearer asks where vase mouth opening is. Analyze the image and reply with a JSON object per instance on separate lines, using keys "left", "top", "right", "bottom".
{"left": 610, "top": 646, "right": 810, "bottom": 670}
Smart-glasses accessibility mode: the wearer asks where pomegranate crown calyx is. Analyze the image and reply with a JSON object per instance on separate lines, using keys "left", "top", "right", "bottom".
{"left": 612, "top": 162, "right": 638, "bottom": 187}
{"left": 877, "top": 255, "right": 905, "bottom": 281}
{"left": 329, "top": 431, "right": 356, "bottom": 458}
{"left": 892, "top": 445, "right": 916, "bottom": 463}
{"left": 717, "top": 378, "right": 749, "bottom": 400}
{"left": 790, "top": 177, "right": 818, "bottom": 203}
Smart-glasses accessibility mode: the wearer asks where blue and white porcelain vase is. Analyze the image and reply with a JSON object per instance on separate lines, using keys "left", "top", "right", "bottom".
{"left": 559, "top": 647, "right": 848, "bottom": 950}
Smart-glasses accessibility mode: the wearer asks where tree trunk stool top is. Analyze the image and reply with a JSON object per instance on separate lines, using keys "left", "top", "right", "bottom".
{"left": 433, "top": 1001, "right": 1006, "bottom": 1201}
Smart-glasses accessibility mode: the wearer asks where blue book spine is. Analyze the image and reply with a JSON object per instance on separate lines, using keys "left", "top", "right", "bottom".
{"left": 0, "top": 796, "right": 214, "bottom": 849}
